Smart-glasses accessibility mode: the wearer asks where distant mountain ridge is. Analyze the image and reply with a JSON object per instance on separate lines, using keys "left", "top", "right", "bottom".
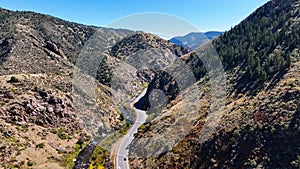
{"left": 170, "top": 31, "right": 223, "bottom": 50}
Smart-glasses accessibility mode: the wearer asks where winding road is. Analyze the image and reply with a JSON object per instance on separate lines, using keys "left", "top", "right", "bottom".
{"left": 116, "top": 89, "right": 148, "bottom": 169}
{"left": 73, "top": 89, "right": 147, "bottom": 169}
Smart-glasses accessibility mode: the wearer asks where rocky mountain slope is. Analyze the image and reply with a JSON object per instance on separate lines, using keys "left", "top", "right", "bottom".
{"left": 0, "top": 7, "right": 131, "bottom": 168}
{"left": 129, "top": 0, "right": 300, "bottom": 168}
{"left": 0, "top": 7, "right": 190, "bottom": 168}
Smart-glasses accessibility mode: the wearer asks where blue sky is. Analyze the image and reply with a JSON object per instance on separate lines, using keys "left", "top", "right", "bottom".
{"left": 0, "top": 0, "right": 269, "bottom": 36}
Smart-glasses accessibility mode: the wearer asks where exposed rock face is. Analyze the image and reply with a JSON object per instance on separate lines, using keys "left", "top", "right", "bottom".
{"left": 3, "top": 87, "right": 78, "bottom": 129}
{"left": 134, "top": 70, "right": 180, "bottom": 111}
{"left": 0, "top": 74, "right": 84, "bottom": 132}
{"left": 45, "top": 40, "right": 67, "bottom": 59}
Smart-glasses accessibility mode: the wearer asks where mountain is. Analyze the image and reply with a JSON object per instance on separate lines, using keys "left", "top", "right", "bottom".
{"left": 0, "top": 7, "right": 128, "bottom": 168}
{"left": 129, "top": 0, "right": 300, "bottom": 168}
{"left": 0, "top": 0, "right": 299, "bottom": 168}
{"left": 205, "top": 31, "right": 224, "bottom": 39}
{"left": 0, "top": 7, "right": 190, "bottom": 168}
{"left": 170, "top": 31, "right": 223, "bottom": 50}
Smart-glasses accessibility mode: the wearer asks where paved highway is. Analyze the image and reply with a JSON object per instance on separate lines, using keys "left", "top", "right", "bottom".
{"left": 74, "top": 89, "right": 148, "bottom": 169}
{"left": 116, "top": 89, "right": 148, "bottom": 169}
